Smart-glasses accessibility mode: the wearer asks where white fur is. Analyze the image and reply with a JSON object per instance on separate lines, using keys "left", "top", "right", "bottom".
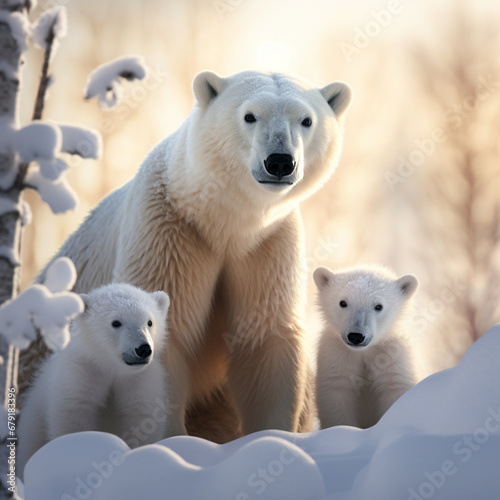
{"left": 314, "top": 265, "right": 419, "bottom": 429}
{"left": 31, "top": 71, "right": 352, "bottom": 440}
{"left": 17, "top": 284, "right": 170, "bottom": 477}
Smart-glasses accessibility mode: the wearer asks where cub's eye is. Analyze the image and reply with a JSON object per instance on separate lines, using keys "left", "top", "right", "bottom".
{"left": 111, "top": 320, "right": 122, "bottom": 328}
{"left": 147, "top": 320, "right": 153, "bottom": 327}
{"left": 244, "top": 113, "right": 256, "bottom": 123}
{"left": 301, "top": 117, "right": 312, "bottom": 127}
{"left": 375, "top": 304, "right": 383, "bottom": 311}
{"left": 339, "top": 300, "right": 347, "bottom": 308}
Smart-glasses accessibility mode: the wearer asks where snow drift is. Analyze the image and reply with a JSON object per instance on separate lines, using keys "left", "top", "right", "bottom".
{"left": 23, "top": 324, "right": 500, "bottom": 500}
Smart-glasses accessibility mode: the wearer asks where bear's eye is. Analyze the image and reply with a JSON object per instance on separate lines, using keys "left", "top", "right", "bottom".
{"left": 375, "top": 304, "right": 383, "bottom": 311}
{"left": 244, "top": 113, "right": 256, "bottom": 123}
{"left": 301, "top": 117, "right": 312, "bottom": 127}
{"left": 339, "top": 300, "right": 347, "bottom": 308}
{"left": 147, "top": 320, "right": 153, "bottom": 327}
{"left": 111, "top": 320, "right": 122, "bottom": 328}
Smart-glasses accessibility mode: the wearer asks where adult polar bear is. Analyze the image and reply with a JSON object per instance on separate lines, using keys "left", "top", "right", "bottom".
{"left": 32, "top": 70, "right": 352, "bottom": 440}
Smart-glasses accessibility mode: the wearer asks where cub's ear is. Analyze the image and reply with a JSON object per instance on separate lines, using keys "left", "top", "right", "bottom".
{"left": 193, "top": 71, "right": 225, "bottom": 108}
{"left": 320, "top": 81, "right": 352, "bottom": 118}
{"left": 313, "top": 266, "right": 335, "bottom": 289}
{"left": 152, "top": 290, "right": 170, "bottom": 315}
{"left": 396, "top": 275, "right": 419, "bottom": 298}
{"left": 79, "top": 294, "right": 91, "bottom": 313}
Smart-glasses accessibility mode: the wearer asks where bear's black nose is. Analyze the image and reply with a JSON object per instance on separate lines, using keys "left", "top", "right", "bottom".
{"left": 135, "top": 344, "right": 152, "bottom": 359}
{"left": 347, "top": 332, "right": 365, "bottom": 346}
{"left": 264, "top": 154, "right": 295, "bottom": 180}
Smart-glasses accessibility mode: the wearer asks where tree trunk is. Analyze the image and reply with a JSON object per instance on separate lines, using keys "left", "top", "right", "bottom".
{"left": 0, "top": 1, "right": 27, "bottom": 497}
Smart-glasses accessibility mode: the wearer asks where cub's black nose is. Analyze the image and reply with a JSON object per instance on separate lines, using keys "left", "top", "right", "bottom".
{"left": 264, "top": 154, "right": 295, "bottom": 180}
{"left": 347, "top": 332, "right": 365, "bottom": 346}
{"left": 135, "top": 344, "right": 152, "bottom": 359}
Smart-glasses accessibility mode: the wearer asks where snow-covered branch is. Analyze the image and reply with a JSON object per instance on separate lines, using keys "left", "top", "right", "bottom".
{"left": 0, "top": 258, "right": 83, "bottom": 351}
{"left": 24, "top": 166, "right": 77, "bottom": 213}
{"left": 15, "top": 121, "right": 62, "bottom": 164}
{"left": 84, "top": 55, "right": 148, "bottom": 109}
{"left": 52, "top": 121, "right": 102, "bottom": 159}
{"left": 12, "top": 120, "right": 101, "bottom": 212}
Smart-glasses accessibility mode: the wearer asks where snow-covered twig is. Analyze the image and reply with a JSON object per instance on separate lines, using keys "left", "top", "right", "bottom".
{"left": 84, "top": 55, "right": 148, "bottom": 109}
{"left": 31, "top": 7, "right": 67, "bottom": 123}
{"left": 31, "top": 6, "right": 66, "bottom": 52}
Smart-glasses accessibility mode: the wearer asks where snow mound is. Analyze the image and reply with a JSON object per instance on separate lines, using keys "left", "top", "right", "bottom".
{"left": 22, "top": 324, "right": 500, "bottom": 500}
{"left": 84, "top": 56, "right": 148, "bottom": 109}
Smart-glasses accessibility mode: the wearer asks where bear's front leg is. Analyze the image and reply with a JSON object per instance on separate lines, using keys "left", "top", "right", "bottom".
{"left": 114, "top": 365, "right": 169, "bottom": 446}
{"left": 228, "top": 328, "right": 308, "bottom": 434}
{"left": 224, "top": 213, "right": 311, "bottom": 434}
{"left": 369, "top": 343, "right": 418, "bottom": 423}
{"left": 48, "top": 362, "right": 106, "bottom": 439}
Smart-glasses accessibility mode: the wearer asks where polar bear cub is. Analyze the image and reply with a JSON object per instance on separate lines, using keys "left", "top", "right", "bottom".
{"left": 314, "top": 265, "right": 419, "bottom": 429}
{"left": 18, "top": 283, "right": 170, "bottom": 475}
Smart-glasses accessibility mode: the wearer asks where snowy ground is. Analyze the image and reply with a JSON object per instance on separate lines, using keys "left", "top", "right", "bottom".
{"left": 23, "top": 324, "right": 500, "bottom": 500}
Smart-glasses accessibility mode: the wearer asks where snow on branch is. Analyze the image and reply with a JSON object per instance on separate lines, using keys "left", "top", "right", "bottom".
{"left": 43, "top": 256, "right": 76, "bottom": 293}
{"left": 0, "top": 10, "right": 30, "bottom": 53}
{"left": 84, "top": 55, "right": 148, "bottom": 109}
{"left": 15, "top": 121, "right": 61, "bottom": 164}
{"left": 24, "top": 166, "right": 77, "bottom": 214}
{"left": 0, "top": 258, "right": 83, "bottom": 351}
{"left": 14, "top": 121, "right": 69, "bottom": 181}
{"left": 31, "top": 6, "right": 67, "bottom": 52}
{"left": 50, "top": 121, "right": 102, "bottom": 159}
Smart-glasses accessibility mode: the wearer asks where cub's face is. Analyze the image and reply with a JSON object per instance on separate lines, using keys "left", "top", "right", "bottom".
{"left": 314, "top": 266, "right": 418, "bottom": 349}
{"left": 191, "top": 71, "right": 352, "bottom": 206}
{"left": 78, "top": 286, "right": 170, "bottom": 373}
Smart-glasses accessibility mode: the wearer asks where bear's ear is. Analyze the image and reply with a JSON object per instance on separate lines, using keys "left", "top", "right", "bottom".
{"left": 396, "top": 275, "right": 419, "bottom": 298}
{"left": 320, "top": 81, "right": 352, "bottom": 118}
{"left": 313, "top": 266, "right": 335, "bottom": 289}
{"left": 79, "top": 294, "right": 91, "bottom": 313}
{"left": 193, "top": 71, "right": 225, "bottom": 108}
{"left": 152, "top": 290, "right": 170, "bottom": 316}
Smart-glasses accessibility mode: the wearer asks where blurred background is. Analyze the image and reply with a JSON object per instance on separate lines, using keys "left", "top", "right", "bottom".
{"left": 19, "top": 0, "right": 500, "bottom": 374}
